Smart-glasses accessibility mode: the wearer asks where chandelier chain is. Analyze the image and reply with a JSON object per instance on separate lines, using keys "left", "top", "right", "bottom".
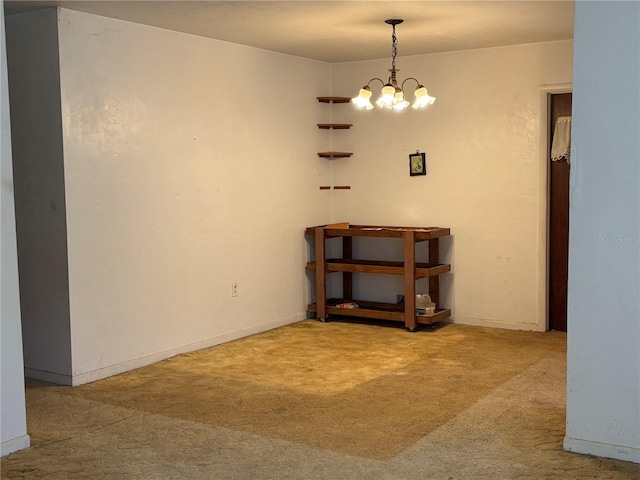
{"left": 391, "top": 24, "right": 398, "bottom": 71}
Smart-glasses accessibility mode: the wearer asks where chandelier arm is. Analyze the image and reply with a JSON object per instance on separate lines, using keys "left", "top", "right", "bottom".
{"left": 366, "top": 78, "right": 386, "bottom": 88}
{"left": 400, "top": 77, "right": 422, "bottom": 91}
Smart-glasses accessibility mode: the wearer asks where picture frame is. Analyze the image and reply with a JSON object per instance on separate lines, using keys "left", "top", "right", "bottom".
{"left": 409, "top": 152, "right": 426, "bottom": 176}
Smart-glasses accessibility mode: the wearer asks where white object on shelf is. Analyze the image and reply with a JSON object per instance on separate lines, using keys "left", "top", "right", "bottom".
{"left": 416, "top": 294, "right": 435, "bottom": 315}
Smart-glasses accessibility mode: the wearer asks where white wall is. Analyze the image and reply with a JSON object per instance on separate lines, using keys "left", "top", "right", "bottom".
{"left": 330, "top": 40, "right": 573, "bottom": 330}
{"left": 564, "top": 1, "right": 639, "bottom": 463}
{"left": 5, "top": 8, "right": 332, "bottom": 385}
{"left": 54, "top": 9, "right": 332, "bottom": 383}
{"left": 0, "top": 3, "right": 30, "bottom": 456}
{"left": 5, "top": 8, "right": 73, "bottom": 382}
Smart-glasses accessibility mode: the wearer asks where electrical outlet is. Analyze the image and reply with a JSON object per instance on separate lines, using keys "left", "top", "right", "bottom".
{"left": 231, "top": 282, "right": 238, "bottom": 297}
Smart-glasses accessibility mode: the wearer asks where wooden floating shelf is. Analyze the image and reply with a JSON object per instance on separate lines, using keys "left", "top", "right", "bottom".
{"left": 317, "top": 96, "right": 350, "bottom": 104}
{"left": 317, "top": 152, "right": 352, "bottom": 158}
{"left": 317, "top": 123, "right": 353, "bottom": 130}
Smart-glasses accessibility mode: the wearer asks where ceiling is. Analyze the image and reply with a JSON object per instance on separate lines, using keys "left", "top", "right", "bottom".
{"left": 4, "top": 1, "right": 575, "bottom": 63}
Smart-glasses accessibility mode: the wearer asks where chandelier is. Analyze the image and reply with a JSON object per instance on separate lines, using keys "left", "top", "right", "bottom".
{"left": 351, "top": 19, "right": 436, "bottom": 111}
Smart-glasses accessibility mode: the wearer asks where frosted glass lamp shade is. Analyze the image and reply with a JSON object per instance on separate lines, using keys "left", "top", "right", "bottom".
{"left": 412, "top": 86, "right": 436, "bottom": 109}
{"left": 376, "top": 84, "right": 396, "bottom": 109}
{"left": 393, "top": 90, "right": 409, "bottom": 111}
{"left": 351, "top": 87, "right": 374, "bottom": 109}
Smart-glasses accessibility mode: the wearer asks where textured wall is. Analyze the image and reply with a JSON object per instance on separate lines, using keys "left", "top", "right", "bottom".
{"left": 330, "top": 40, "right": 574, "bottom": 330}
{"left": 565, "top": 0, "right": 639, "bottom": 463}
{"left": 5, "top": 8, "right": 333, "bottom": 385}
{"left": 56, "top": 9, "right": 332, "bottom": 382}
{"left": 5, "top": 8, "right": 72, "bottom": 381}
{"left": 0, "top": 4, "right": 30, "bottom": 456}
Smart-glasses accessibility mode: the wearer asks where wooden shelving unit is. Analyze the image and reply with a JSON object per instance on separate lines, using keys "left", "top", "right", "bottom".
{"left": 305, "top": 223, "right": 452, "bottom": 331}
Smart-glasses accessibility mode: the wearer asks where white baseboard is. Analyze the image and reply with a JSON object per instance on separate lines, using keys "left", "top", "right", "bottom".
{"left": 66, "top": 313, "right": 305, "bottom": 386}
{"left": 564, "top": 436, "right": 640, "bottom": 464}
{"left": 1, "top": 434, "right": 30, "bottom": 457}
{"left": 24, "top": 368, "right": 73, "bottom": 386}
{"left": 444, "top": 316, "right": 543, "bottom": 332}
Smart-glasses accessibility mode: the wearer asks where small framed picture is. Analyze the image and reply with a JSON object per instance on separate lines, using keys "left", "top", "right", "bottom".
{"left": 409, "top": 152, "right": 426, "bottom": 176}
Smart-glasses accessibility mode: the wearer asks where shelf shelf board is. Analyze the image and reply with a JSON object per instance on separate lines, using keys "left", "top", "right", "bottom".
{"left": 317, "top": 151, "right": 353, "bottom": 158}
{"left": 306, "top": 260, "right": 450, "bottom": 278}
{"left": 305, "top": 225, "right": 450, "bottom": 240}
{"left": 317, "top": 96, "right": 350, "bottom": 104}
{"left": 307, "top": 299, "right": 451, "bottom": 324}
{"left": 417, "top": 309, "right": 452, "bottom": 324}
{"left": 317, "top": 123, "right": 353, "bottom": 129}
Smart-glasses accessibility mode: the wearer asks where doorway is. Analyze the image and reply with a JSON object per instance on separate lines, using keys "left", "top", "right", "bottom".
{"left": 548, "top": 92, "right": 572, "bottom": 332}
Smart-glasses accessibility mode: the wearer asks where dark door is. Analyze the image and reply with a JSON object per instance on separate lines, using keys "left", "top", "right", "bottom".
{"left": 548, "top": 93, "right": 572, "bottom": 331}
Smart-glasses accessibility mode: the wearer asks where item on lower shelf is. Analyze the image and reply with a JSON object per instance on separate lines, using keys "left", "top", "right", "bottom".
{"left": 336, "top": 302, "right": 359, "bottom": 309}
{"left": 416, "top": 306, "right": 436, "bottom": 316}
{"left": 415, "top": 294, "right": 436, "bottom": 316}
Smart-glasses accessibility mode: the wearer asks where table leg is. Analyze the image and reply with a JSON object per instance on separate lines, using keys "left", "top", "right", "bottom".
{"left": 342, "top": 236, "right": 353, "bottom": 300}
{"left": 404, "top": 231, "right": 416, "bottom": 331}
{"left": 429, "top": 238, "right": 440, "bottom": 308}
{"left": 314, "top": 228, "right": 327, "bottom": 321}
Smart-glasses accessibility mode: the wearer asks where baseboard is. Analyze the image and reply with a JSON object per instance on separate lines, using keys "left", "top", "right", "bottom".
{"left": 444, "top": 316, "right": 543, "bottom": 332}
{"left": 564, "top": 436, "right": 640, "bottom": 464}
{"left": 67, "top": 313, "right": 306, "bottom": 386}
{"left": 25, "top": 368, "right": 72, "bottom": 386}
{"left": 1, "top": 434, "right": 30, "bottom": 457}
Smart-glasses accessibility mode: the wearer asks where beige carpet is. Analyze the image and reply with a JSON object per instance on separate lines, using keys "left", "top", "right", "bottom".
{"left": 2, "top": 320, "right": 638, "bottom": 479}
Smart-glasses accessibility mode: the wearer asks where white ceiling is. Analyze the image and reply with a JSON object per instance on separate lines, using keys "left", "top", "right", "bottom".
{"left": 4, "top": 1, "right": 575, "bottom": 63}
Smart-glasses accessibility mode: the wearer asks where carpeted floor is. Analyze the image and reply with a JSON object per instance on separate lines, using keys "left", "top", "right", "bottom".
{"left": 1, "top": 320, "right": 638, "bottom": 479}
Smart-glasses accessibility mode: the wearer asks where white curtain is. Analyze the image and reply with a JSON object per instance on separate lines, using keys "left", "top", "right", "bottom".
{"left": 551, "top": 116, "right": 572, "bottom": 163}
